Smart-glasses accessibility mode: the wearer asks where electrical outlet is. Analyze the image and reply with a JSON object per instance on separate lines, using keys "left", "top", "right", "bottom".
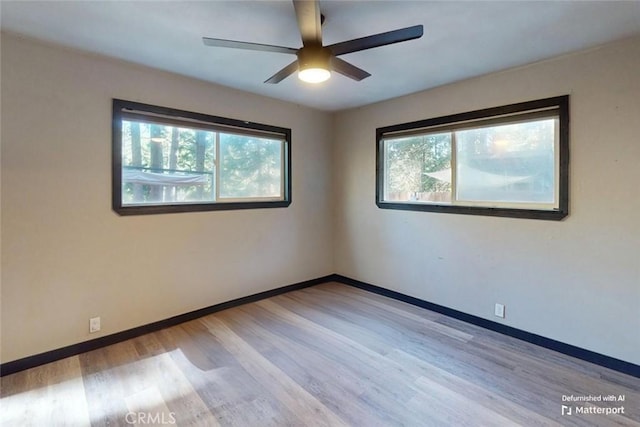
{"left": 89, "top": 317, "right": 101, "bottom": 333}
{"left": 494, "top": 303, "right": 505, "bottom": 318}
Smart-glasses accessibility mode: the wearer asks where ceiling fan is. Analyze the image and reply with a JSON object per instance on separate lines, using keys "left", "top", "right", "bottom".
{"left": 202, "top": 0, "right": 423, "bottom": 84}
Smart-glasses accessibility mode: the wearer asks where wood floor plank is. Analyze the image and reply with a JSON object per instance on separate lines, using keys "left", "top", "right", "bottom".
{"left": 125, "top": 346, "right": 218, "bottom": 427}
{"left": 389, "top": 348, "right": 563, "bottom": 427}
{"left": 408, "top": 375, "right": 523, "bottom": 427}
{"left": 221, "top": 304, "right": 412, "bottom": 426}
{"left": 154, "top": 325, "right": 281, "bottom": 425}
{"left": 2, "top": 282, "right": 638, "bottom": 426}
{"left": 201, "top": 315, "right": 349, "bottom": 427}
{"left": 0, "top": 356, "right": 90, "bottom": 427}
{"left": 125, "top": 386, "right": 176, "bottom": 425}
{"left": 313, "top": 283, "right": 474, "bottom": 342}
{"left": 80, "top": 340, "right": 147, "bottom": 427}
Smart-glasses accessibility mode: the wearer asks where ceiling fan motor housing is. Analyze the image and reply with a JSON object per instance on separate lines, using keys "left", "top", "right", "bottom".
{"left": 297, "top": 45, "right": 332, "bottom": 71}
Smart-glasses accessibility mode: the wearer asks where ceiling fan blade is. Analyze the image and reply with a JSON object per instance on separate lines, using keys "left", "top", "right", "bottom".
{"left": 203, "top": 37, "right": 297, "bottom": 54}
{"left": 293, "top": 0, "right": 322, "bottom": 46}
{"left": 331, "top": 57, "right": 371, "bottom": 81}
{"left": 327, "top": 25, "right": 423, "bottom": 56}
{"left": 264, "top": 60, "right": 299, "bottom": 84}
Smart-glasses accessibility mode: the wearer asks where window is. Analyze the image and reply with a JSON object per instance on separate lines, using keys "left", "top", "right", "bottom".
{"left": 376, "top": 96, "right": 569, "bottom": 220}
{"left": 113, "top": 99, "right": 291, "bottom": 215}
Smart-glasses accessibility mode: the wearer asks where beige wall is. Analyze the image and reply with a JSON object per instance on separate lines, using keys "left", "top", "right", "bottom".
{"left": 2, "top": 33, "right": 639, "bottom": 366}
{"left": 333, "top": 36, "right": 640, "bottom": 364}
{"left": 0, "top": 34, "right": 334, "bottom": 363}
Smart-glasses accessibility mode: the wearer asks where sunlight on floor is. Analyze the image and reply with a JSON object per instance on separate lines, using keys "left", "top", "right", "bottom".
{"left": 1, "top": 370, "right": 90, "bottom": 426}
{"left": 0, "top": 348, "right": 217, "bottom": 426}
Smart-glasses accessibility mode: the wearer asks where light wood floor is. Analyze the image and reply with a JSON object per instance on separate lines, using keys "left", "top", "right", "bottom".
{"left": 1, "top": 282, "right": 638, "bottom": 426}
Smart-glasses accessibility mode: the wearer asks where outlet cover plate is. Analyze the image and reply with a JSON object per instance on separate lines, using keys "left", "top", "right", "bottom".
{"left": 89, "top": 317, "right": 101, "bottom": 333}
{"left": 494, "top": 303, "right": 505, "bottom": 318}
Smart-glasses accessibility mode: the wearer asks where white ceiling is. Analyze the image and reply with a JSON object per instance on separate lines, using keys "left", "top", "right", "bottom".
{"left": 2, "top": 1, "right": 639, "bottom": 111}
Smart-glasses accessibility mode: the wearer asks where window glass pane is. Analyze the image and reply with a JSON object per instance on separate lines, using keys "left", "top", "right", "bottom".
{"left": 121, "top": 120, "right": 215, "bottom": 205}
{"left": 219, "top": 133, "right": 283, "bottom": 199}
{"left": 376, "top": 96, "right": 568, "bottom": 219}
{"left": 114, "top": 99, "right": 291, "bottom": 215}
{"left": 455, "top": 118, "right": 556, "bottom": 204}
{"left": 384, "top": 133, "right": 452, "bottom": 203}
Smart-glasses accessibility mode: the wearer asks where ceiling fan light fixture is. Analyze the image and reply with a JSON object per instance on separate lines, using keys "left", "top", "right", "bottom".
{"left": 297, "top": 45, "right": 331, "bottom": 83}
{"left": 298, "top": 67, "right": 331, "bottom": 83}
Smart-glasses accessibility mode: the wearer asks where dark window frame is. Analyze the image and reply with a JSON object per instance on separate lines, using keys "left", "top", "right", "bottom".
{"left": 376, "top": 96, "right": 569, "bottom": 220}
{"left": 112, "top": 99, "right": 292, "bottom": 216}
